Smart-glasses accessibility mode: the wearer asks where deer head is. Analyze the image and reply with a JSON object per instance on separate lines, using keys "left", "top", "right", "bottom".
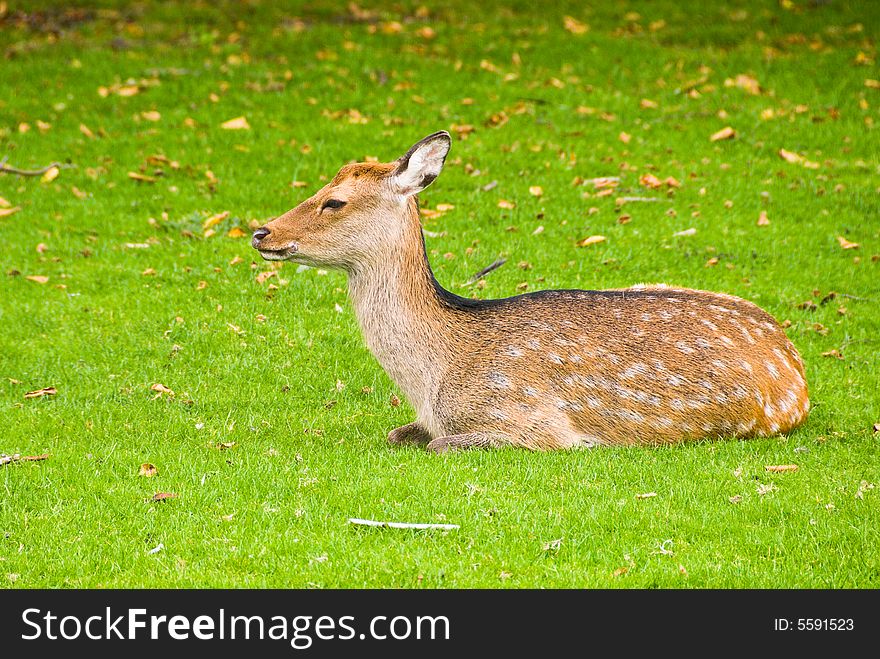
{"left": 251, "top": 131, "right": 451, "bottom": 270}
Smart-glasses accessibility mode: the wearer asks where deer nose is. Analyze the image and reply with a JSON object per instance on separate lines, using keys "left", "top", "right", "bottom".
{"left": 252, "top": 227, "right": 270, "bottom": 245}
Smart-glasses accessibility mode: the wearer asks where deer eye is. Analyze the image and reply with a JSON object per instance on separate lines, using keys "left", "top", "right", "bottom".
{"left": 322, "top": 199, "right": 347, "bottom": 210}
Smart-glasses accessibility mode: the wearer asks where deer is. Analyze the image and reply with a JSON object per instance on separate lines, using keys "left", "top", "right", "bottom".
{"left": 252, "top": 131, "right": 809, "bottom": 453}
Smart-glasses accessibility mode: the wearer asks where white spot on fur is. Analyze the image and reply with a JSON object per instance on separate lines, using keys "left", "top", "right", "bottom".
{"left": 738, "top": 360, "right": 753, "bottom": 374}
{"left": 488, "top": 372, "right": 512, "bottom": 390}
{"left": 695, "top": 337, "right": 712, "bottom": 349}
{"left": 675, "top": 341, "right": 695, "bottom": 355}
{"left": 526, "top": 339, "right": 541, "bottom": 350}
{"left": 489, "top": 408, "right": 508, "bottom": 421}
{"left": 736, "top": 419, "right": 757, "bottom": 433}
{"left": 504, "top": 345, "right": 524, "bottom": 357}
{"left": 547, "top": 353, "right": 564, "bottom": 365}
{"left": 701, "top": 319, "right": 719, "bottom": 331}
{"left": 522, "top": 386, "right": 539, "bottom": 397}
{"left": 620, "top": 363, "right": 649, "bottom": 379}
{"left": 640, "top": 313, "right": 651, "bottom": 322}
{"left": 765, "top": 361, "right": 780, "bottom": 379}
{"left": 656, "top": 417, "right": 674, "bottom": 428}
{"left": 667, "top": 374, "right": 685, "bottom": 387}
{"left": 718, "top": 335, "right": 735, "bottom": 347}
{"left": 764, "top": 403, "right": 775, "bottom": 418}
{"left": 670, "top": 399, "right": 685, "bottom": 411}
{"left": 568, "top": 354, "right": 583, "bottom": 363}
{"left": 586, "top": 396, "right": 603, "bottom": 409}
{"left": 616, "top": 409, "right": 645, "bottom": 423}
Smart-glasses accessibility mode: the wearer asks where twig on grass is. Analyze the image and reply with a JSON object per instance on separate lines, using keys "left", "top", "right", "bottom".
{"left": 0, "top": 160, "right": 75, "bottom": 176}
{"left": 0, "top": 453, "right": 50, "bottom": 467}
{"left": 462, "top": 258, "right": 507, "bottom": 287}
{"left": 348, "top": 517, "right": 460, "bottom": 531}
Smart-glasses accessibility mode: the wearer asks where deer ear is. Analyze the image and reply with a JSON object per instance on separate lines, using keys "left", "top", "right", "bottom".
{"left": 388, "top": 131, "right": 451, "bottom": 197}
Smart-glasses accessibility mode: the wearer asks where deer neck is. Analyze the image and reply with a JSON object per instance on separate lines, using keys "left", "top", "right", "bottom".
{"left": 346, "top": 208, "right": 458, "bottom": 417}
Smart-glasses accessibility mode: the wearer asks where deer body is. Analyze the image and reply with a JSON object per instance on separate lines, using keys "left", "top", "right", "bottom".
{"left": 253, "top": 131, "right": 809, "bottom": 452}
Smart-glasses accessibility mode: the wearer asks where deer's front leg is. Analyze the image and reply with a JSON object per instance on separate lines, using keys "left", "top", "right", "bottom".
{"left": 426, "top": 432, "right": 501, "bottom": 454}
{"left": 388, "top": 421, "right": 433, "bottom": 446}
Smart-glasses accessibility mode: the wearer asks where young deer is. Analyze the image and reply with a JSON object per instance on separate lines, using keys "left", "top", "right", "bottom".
{"left": 252, "top": 131, "right": 809, "bottom": 452}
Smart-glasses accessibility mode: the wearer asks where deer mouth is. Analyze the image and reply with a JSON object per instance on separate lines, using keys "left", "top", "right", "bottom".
{"left": 256, "top": 244, "right": 299, "bottom": 261}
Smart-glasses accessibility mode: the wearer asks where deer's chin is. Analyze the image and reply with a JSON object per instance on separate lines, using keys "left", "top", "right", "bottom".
{"left": 257, "top": 245, "right": 298, "bottom": 261}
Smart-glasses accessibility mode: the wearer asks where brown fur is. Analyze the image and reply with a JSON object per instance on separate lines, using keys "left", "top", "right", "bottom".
{"left": 253, "top": 133, "right": 809, "bottom": 452}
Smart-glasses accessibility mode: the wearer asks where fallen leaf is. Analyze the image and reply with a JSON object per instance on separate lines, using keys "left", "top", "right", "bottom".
{"left": 150, "top": 383, "right": 174, "bottom": 396}
{"left": 227, "top": 227, "right": 246, "bottom": 238}
{"left": 765, "top": 465, "right": 799, "bottom": 473}
{"left": 542, "top": 538, "right": 563, "bottom": 552}
{"left": 24, "top": 387, "right": 56, "bottom": 399}
{"left": 41, "top": 166, "right": 60, "bottom": 183}
{"left": 756, "top": 483, "right": 777, "bottom": 496}
{"left": 389, "top": 394, "right": 401, "bottom": 407}
{"left": 639, "top": 173, "right": 663, "bottom": 189}
{"left": 142, "top": 268, "right": 156, "bottom": 276}
{"left": 128, "top": 172, "right": 156, "bottom": 183}
{"left": 528, "top": 186, "right": 543, "bottom": 197}
{"left": 151, "top": 492, "right": 178, "bottom": 502}
{"left": 215, "top": 442, "right": 236, "bottom": 450}
{"left": 836, "top": 235, "right": 859, "bottom": 250}
{"left": 710, "top": 126, "right": 736, "bottom": 142}
{"left": 139, "top": 463, "right": 159, "bottom": 477}
{"left": 563, "top": 16, "right": 588, "bottom": 34}
{"left": 256, "top": 270, "right": 277, "bottom": 284}
{"left": 724, "top": 73, "right": 762, "bottom": 95}
{"left": 757, "top": 210, "right": 770, "bottom": 226}
{"left": 619, "top": 131, "right": 631, "bottom": 144}
{"left": 778, "top": 148, "right": 819, "bottom": 169}
{"left": 26, "top": 275, "right": 49, "bottom": 284}
{"left": 79, "top": 123, "right": 96, "bottom": 139}
{"left": 612, "top": 566, "right": 628, "bottom": 577}
{"left": 640, "top": 98, "right": 658, "bottom": 109}
{"left": 141, "top": 110, "right": 161, "bottom": 122}
{"left": 636, "top": 492, "right": 657, "bottom": 500}
{"left": 576, "top": 235, "right": 606, "bottom": 247}
{"left": 729, "top": 495, "right": 743, "bottom": 504}
{"left": 0, "top": 206, "right": 21, "bottom": 218}
{"left": 673, "top": 228, "right": 697, "bottom": 237}
{"left": 203, "top": 211, "right": 230, "bottom": 230}
{"left": 497, "top": 199, "right": 516, "bottom": 210}
{"left": 821, "top": 349, "right": 843, "bottom": 360}
{"left": 221, "top": 116, "right": 250, "bottom": 130}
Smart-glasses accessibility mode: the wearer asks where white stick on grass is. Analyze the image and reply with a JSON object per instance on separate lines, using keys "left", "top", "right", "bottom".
{"left": 348, "top": 518, "right": 460, "bottom": 531}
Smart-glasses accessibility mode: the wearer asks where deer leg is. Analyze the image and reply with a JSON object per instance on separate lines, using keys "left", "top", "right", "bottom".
{"left": 388, "top": 421, "right": 433, "bottom": 446}
{"left": 426, "top": 432, "right": 501, "bottom": 454}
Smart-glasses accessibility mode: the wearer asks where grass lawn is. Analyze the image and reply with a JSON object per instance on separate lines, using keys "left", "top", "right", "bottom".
{"left": 1, "top": 0, "right": 878, "bottom": 588}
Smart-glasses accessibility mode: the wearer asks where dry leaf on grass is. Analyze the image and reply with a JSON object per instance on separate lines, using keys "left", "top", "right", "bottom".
{"left": 497, "top": 199, "right": 516, "bottom": 210}
{"left": 139, "top": 463, "right": 158, "bottom": 477}
{"left": 128, "top": 172, "right": 156, "bottom": 183}
{"left": 636, "top": 492, "right": 657, "bottom": 500}
{"left": 836, "top": 236, "right": 859, "bottom": 250}
{"left": 821, "top": 349, "right": 843, "bottom": 360}
{"left": 563, "top": 16, "right": 588, "bottom": 34}
{"left": 710, "top": 126, "right": 736, "bottom": 142}
{"left": 26, "top": 275, "right": 49, "bottom": 284}
{"left": 765, "top": 465, "right": 799, "bottom": 473}
{"left": 1, "top": 453, "right": 50, "bottom": 467}
{"left": 24, "top": 387, "right": 56, "bottom": 399}
{"left": 542, "top": 538, "right": 563, "bottom": 552}
{"left": 757, "top": 210, "right": 770, "bottom": 226}
{"left": 150, "top": 383, "right": 174, "bottom": 396}
{"left": 221, "top": 116, "right": 250, "bottom": 130}
{"left": 151, "top": 492, "right": 178, "bottom": 502}
{"left": 778, "top": 148, "right": 819, "bottom": 169}
{"left": 0, "top": 206, "right": 22, "bottom": 218}
{"left": 576, "top": 235, "right": 606, "bottom": 247}
{"left": 528, "top": 186, "right": 543, "bottom": 197}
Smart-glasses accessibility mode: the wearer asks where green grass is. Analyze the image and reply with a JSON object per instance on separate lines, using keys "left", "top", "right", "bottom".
{"left": 1, "top": 0, "right": 879, "bottom": 588}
